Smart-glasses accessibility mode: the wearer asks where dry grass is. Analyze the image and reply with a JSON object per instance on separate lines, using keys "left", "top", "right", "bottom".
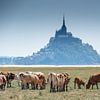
{"left": 0, "top": 67, "right": 100, "bottom": 100}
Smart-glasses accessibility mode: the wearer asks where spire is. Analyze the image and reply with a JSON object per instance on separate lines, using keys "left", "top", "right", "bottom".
{"left": 61, "top": 15, "right": 67, "bottom": 33}
{"left": 55, "top": 15, "right": 67, "bottom": 38}
{"left": 63, "top": 15, "right": 65, "bottom": 26}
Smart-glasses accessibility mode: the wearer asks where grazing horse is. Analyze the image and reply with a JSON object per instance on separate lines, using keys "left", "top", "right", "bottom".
{"left": 47, "top": 72, "right": 58, "bottom": 92}
{"left": 57, "top": 73, "right": 70, "bottom": 92}
{"left": 19, "top": 73, "right": 41, "bottom": 90}
{"left": 19, "top": 73, "right": 31, "bottom": 89}
{"left": 25, "top": 71, "right": 46, "bottom": 89}
{"left": 57, "top": 73, "right": 65, "bottom": 92}
{"left": 74, "top": 77, "right": 85, "bottom": 89}
{"left": 0, "top": 75, "right": 7, "bottom": 90}
{"left": 47, "top": 72, "right": 70, "bottom": 92}
{"left": 86, "top": 74, "right": 100, "bottom": 89}
{"left": 15, "top": 73, "right": 21, "bottom": 87}
{"left": 6, "top": 72, "right": 15, "bottom": 88}
{"left": 0, "top": 72, "right": 15, "bottom": 88}
{"left": 33, "top": 72, "right": 46, "bottom": 89}
{"left": 62, "top": 73, "right": 70, "bottom": 91}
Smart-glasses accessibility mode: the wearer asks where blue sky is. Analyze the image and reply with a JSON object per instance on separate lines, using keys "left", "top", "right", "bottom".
{"left": 0, "top": 0, "right": 100, "bottom": 57}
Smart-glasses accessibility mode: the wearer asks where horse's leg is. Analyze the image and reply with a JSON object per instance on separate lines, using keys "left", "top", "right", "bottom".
{"left": 32, "top": 84, "right": 35, "bottom": 90}
{"left": 50, "top": 88, "right": 52, "bottom": 92}
{"left": 57, "top": 86, "right": 58, "bottom": 92}
{"left": 2, "top": 84, "right": 4, "bottom": 90}
{"left": 21, "top": 83, "right": 24, "bottom": 90}
{"left": 21, "top": 84, "right": 24, "bottom": 90}
{"left": 8, "top": 79, "right": 12, "bottom": 87}
{"left": 52, "top": 87, "right": 54, "bottom": 92}
{"left": 53, "top": 86, "right": 56, "bottom": 92}
{"left": 59, "top": 86, "right": 61, "bottom": 92}
{"left": 78, "top": 84, "right": 80, "bottom": 89}
{"left": 31, "top": 83, "right": 33, "bottom": 90}
{"left": 10, "top": 82, "right": 11, "bottom": 87}
{"left": 77, "top": 84, "right": 80, "bottom": 89}
{"left": 74, "top": 83, "right": 76, "bottom": 89}
{"left": 36, "top": 84, "right": 39, "bottom": 90}
{"left": 31, "top": 83, "right": 35, "bottom": 90}
{"left": 7, "top": 82, "right": 9, "bottom": 88}
{"left": 66, "top": 85, "right": 68, "bottom": 91}
{"left": 92, "top": 84, "right": 94, "bottom": 89}
{"left": 83, "top": 83, "right": 85, "bottom": 88}
{"left": 63, "top": 83, "right": 65, "bottom": 91}
{"left": 50, "top": 81, "right": 53, "bottom": 92}
{"left": 26, "top": 83, "right": 29, "bottom": 89}
{"left": 53, "top": 87, "right": 55, "bottom": 92}
{"left": 43, "top": 82, "right": 46, "bottom": 89}
{"left": 3, "top": 83, "right": 6, "bottom": 90}
{"left": 1, "top": 84, "right": 3, "bottom": 90}
{"left": 18, "top": 81, "right": 20, "bottom": 87}
{"left": 96, "top": 83, "right": 99, "bottom": 89}
{"left": 2, "top": 84, "right": 5, "bottom": 90}
{"left": 79, "top": 84, "right": 81, "bottom": 89}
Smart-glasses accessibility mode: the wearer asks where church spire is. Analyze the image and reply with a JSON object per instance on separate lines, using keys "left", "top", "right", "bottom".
{"left": 61, "top": 15, "right": 67, "bottom": 33}
{"left": 63, "top": 15, "right": 65, "bottom": 26}
{"left": 55, "top": 15, "right": 67, "bottom": 38}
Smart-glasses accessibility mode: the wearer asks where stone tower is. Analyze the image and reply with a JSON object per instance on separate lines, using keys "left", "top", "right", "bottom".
{"left": 55, "top": 16, "right": 67, "bottom": 38}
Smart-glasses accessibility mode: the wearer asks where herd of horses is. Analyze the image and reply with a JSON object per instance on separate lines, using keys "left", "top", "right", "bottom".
{"left": 0, "top": 71, "right": 100, "bottom": 92}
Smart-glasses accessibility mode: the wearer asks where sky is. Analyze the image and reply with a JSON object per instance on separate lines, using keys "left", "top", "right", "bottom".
{"left": 0, "top": 0, "right": 100, "bottom": 57}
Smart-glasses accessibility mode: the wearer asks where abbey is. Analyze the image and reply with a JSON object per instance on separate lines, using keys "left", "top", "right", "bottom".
{"left": 53, "top": 16, "right": 81, "bottom": 45}
{"left": 0, "top": 17, "right": 100, "bottom": 65}
{"left": 55, "top": 16, "right": 72, "bottom": 38}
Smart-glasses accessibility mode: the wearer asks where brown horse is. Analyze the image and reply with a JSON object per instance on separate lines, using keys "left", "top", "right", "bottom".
{"left": 0, "top": 75, "right": 7, "bottom": 90}
{"left": 62, "top": 73, "right": 70, "bottom": 91}
{"left": 57, "top": 73, "right": 66, "bottom": 92}
{"left": 47, "top": 72, "right": 70, "bottom": 92}
{"left": 19, "top": 72, "right": 43, "bottom": 90}
{"left": 74, "top": 77, "right": 85, "bottom": 89}
{"left": 25, "top": 72, "right": 46, "bottom": 89}
{"left": 33, "top": 72, "right": 46, "bottom": 89}
{"left": 0, "top": 72, "right": 15, "bottom": 88}
{"left": 86, "top": 74, "right": 100, "bottom": 89}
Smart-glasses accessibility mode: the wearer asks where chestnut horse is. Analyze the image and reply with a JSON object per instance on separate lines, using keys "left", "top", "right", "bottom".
{"left": 86, "top": 74, "right": 100, "bottom": 89}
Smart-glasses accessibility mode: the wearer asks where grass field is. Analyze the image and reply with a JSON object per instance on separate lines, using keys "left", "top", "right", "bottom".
{"left": 0, "top": 67, "right": 100, "bottom": 100}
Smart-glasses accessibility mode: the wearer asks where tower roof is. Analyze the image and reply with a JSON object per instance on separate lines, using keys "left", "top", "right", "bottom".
{"left": 61, "top": 15, "right": 67, "bottom": 32}
{"left": 55, "top": 16, "right": 67, "bottom": 37}
{"left": 63, "top": 15, "right": 65, "bottom": 26}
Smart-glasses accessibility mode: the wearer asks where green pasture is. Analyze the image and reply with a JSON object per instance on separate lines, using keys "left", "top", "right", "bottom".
{"left": 0, "top": 67, "right": 100, "bottom": 100}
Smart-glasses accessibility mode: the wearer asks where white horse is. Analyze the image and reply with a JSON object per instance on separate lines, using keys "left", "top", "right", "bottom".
{"left": 47, "top": 72, "right": 58, "bottom": 92}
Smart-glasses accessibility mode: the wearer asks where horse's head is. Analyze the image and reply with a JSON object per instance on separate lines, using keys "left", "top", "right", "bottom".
{"left": 86, "top": 77, "right": 92, "bottom": 89}
{"left": 86, "top": 83, "right": 91, "bottom": 89}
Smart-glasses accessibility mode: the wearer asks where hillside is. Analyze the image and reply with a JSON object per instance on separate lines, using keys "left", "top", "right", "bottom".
{"left": 0, "top": 17, "right": 100, "bottom": 65}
